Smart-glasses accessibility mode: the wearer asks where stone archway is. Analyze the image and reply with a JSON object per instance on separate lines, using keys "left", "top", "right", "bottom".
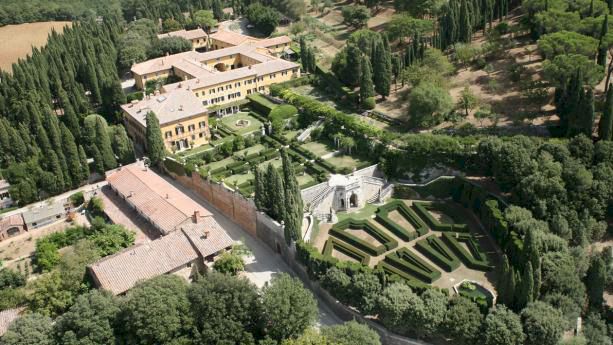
{"left": 6, "top": 227, "right": 21, "bottom": 237}
{"left": 349, "top": 193, "right": 358, "bottom": 208}
{"left": 214, "top": 63, "right": 227, "bottom": 72}
{"left": 340, "top": 198, "right": 345, "bottom": 209}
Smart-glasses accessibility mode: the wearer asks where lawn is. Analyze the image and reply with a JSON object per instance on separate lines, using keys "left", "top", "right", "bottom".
{"left": 336, "top": 203, "right": 380, "bottom": 222}
{"left": 296, "top": 173, "right": 316, "bottom": 187}
{"left": 219, "top": 112, "right": 262, "bottom": 135}
{"left": 234, "top": 144, "right": 265, "bottom": 157}
{"left": 301, "top": 140, "right": 335, "bottom": 157}
{"left": 224, "top": 171, "right": 254, "bottom": 186}
{"left": 324, "top": 154, "right": 371, "bottom": 170}
{"left": 203, "top": 156, "right": 236, "bottom": 172}
{"left": 284, "top": 130, "right": 300, "bottom": 141}
{"left": 179, "top": 143, "right": 214, "bottom": 158}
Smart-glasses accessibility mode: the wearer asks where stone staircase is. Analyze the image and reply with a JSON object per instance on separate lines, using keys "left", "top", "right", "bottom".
{"left": 306, "top": 185, "right": 334, "bottom": 212}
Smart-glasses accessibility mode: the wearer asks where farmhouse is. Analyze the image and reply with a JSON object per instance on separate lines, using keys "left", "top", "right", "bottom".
{"left": 0, "top": 179, "right": 13, "bottom": 209}
{"left": 0, "top": 214, "right": 26, "bottom": 242}
{"left": 157, "top": 28, "right": 209, "bottom": 50}
{"left": 89, "top": 161, "right": 234, "bottom": 294}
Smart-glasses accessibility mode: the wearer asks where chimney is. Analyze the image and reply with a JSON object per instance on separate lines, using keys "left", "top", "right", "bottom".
{"left": 204, "top": 231, "right": 210, "bottom": 239}
{"left": 179, "top": 105, "right": 184, "bottom": 111}
{"left": 166, "top": 193, "right": 169, "bottom": 199}
{"left": 129, "top": 191, "right": 134, "bottom": 198}
{"left": 193, "top": 210, "right": 200, "bottom": 223}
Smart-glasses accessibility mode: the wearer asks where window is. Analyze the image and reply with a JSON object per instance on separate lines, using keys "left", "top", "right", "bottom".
{"left": 165, "top": 131, "right": 172, "bottom": 139}
{"left": 209, "top": 89, "right": 214, "bottom": 94}
{"left": 202, "top": 100, "right": 208, "bottom": 105}
{"left": 237, "top": 92, "right": 241, "bottom": 97}
{"left": 175, "top": 126, "right": 184, "bottom": 135}
{"left": 192, "top": 135, "right": 196, "bottom": 140}
{"left": 199, "top": 132, "right": 205, "bottom": 138}
{"left": 195, "top": 92, "right": 199, "bottom": 97}
{"left": 188, "top": 124, "right": 195, "bottom": 132}
{"left": 247, "top": 89, "right": 252, "bottom": 95}
{"left": 199, "top": 121, "right": 206, "bottom": 128}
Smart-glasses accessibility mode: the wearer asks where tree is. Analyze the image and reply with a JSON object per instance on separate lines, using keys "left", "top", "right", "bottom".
{"left": 88, "top": 224, "right": 135, "bottom": 256}
{"left": 409, "top": 82, "right": 453, "bottom": 127}
{"left": 537, "top": 31, "right": 599, "bottom": 59}
{"left": 520, "top": 301, "right": 565, "bottom": 345}
{"left": 162, "top": 18, "right": 183, "bottom": 32}
{"left": 53, "top": 290, "right": 120, "bottom": 345}
{"left": 322, "top": 320, "right": 381, "bottom": 345}
{"left": 245, "top": 3, "right": 280, "bottom": 36}
{"left": 373, "top": 39, "right": 391, "bottom": 99}
{"left": 480, "top": 306, "right": 525, "bottom": 345}
{"left": 350, "top": 272, "right": 381, "bottom": 314}
{"left": 599, "top": 84, "right": 613, "bottom": 140}
{"left": 94, "top": 116, "right": 117, "bottom": 171}
{"left": 281, "top": 330, "right": 335, "bottom": 345}
{"left": 585, "top": 256, "right": 606, "bottom": 309}
{"left": 148, "top": 37, "right": 193, "bottom": 58}
{"left": 145, "top": 111, "right": 166, "bottom": 167}
{"left": 375, "top": 282, "right": 416, "bottom": 332}
{"left": 188, "top": 272, "right": 262, "bottom": 344}
{"left": 0, "top": 313, "right": 53, "bottom": 345}
{"left": 518, "top": 261, "right": 535, "bottom": 309}
{"left": 110, "top": 126, "right": 135, "bottom": 166}
{"left": 281, "top": 150, "right": 303, "bottom": 244}
{"left": 213, "top": 250, "right": 245, "bottom": 275}
{"left": 457, "top": 86, "right": 478, "bottom": 118}
{"left": 341, "top": 5, "right": 370, "bottom": 28}
{"left": 193, "top": 10, "right": 217, "bottom": 32}
{"left": 416, "top": 288, "right": 448, "bottom": 338}
{"left": 543, "top": 54, "right": 604, "bottom": 88}
{"left": 266, "top": 163, "right": 285, "bottom": 221}
{"left": 360, "top": 55, "right": 375, "bottom": 106}
{"left": 386, "top": 14, "right": 433, "bottom": 43}
{"left": 582, "top": 313, "right": 612, "bottom": 345}
{"left": 261, "top": 273, "right": 318, "bottom": 341}
{"left": 254, "top": 167, "right": 268, "bottom": 210}
{"left": 119, "top": 275, "right": 193, "bottom": 345}
{"left": 443, "top": 296, "right": 483, "bottom": 344}
{"left": 212, "top": 0, "right": 224, "bottom": 20}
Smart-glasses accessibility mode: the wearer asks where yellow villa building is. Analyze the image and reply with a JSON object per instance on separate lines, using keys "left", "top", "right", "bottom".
{"left": 122, "top": 29, "right": 299, "bottom": 152}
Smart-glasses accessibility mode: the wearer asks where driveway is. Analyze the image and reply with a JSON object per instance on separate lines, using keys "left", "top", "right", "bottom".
{"left": 160, "top": 174, "right": 342, "bottom": 327}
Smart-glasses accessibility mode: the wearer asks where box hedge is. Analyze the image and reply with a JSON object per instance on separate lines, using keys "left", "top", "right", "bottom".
{"left": 375, "top": 200, "right": 428, "bottom": 241}
{"left": 415, "top": 235, "right": 461, "bottom": 272}
{"left": 383, "top": 248, "right": 441, "bottom": 283}
{"left": 442, "top": 233, "right": 492, "bottom": 271}
{"left": 412, "top": 201, "right": 469, "bottom": 232}
{"left": 322, "top": 237, "right": 371, "bottom": 266}
{"left": 329, "top": 219, "right": 398, "bottom": 256}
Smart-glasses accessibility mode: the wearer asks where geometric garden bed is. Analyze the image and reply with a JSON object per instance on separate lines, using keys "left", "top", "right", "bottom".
{"left": 442, "top": 232, "right": 492, "bottom": 271}
{"left": 375, "top": 200, "right": 428, "bottom": 241}
{"left": 323, "top": 237, "right": 370, "bottom": 266}
{"left": 412, "top": 201, "right": 469, "bottom": 232}
{"left": 329, "top": 218, "right": 398, "bottom": 256}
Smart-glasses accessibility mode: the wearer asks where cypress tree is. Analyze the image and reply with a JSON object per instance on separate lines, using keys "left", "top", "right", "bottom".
{"left": 360, "top": 55, "right": 375, "bottom": 104}
{"left": 254, "top": 167, "right": 268, "bottom": 211}
{"left": 78, "top": 145, "right": 90, "bottom": 182}
{"left": 581, "top": 88, "right": 595, "bottom": 137}
{"left": 459, "top": 0, "right": 473, "bottom": 43}
{"left": 94, "top": 117, "right": 117, "bottom": 170}
{"left": 46, "top": 151, "right": 65, "bottom": 194}
{"left": 300, "top": 37, "right": 308, "bottom": 71}
{"left": 212, "top": 0, "right": 224, "bottom": 20}
{"left": 586, "top": 256, "right": 606, "bottom": 309}
{"left": 9, "top": 128, "right": 27, "bottom": 162}
{"left": 564, "top": 69, "right": 583, "bottom": 135}
{"left": 345, "top": 44, "right": 363, "bottom": 87}
{"left": 145, "top": 112, "right": 166, "bottom": 167}
{"left": 281, "top": 150, "right": 303, "bottom": 244}
{"left": 60, "top": 124, "right": 80, "bottom": 188}
{"left": 266, "top": 164, "right": 285, "bottom": 221}
{"left": 599, "top": 84, "right": 613, "bottom": 140}
{"left": 373, "top": 41, "right": 391, "bottom": 99}
{"left": 58, "top": 87, "right": 81, "bottom": 140}
{"left": 597, "top": 15, "right": 608, "bottom": 67}
{"left": 111, "top": 126, "right": 135, "bottom": 165}
{"left": 91, "top": 146, "right": 105, "bottom": 175}
{"left": 520, "top": 262, "right": 535, "bottom": 309}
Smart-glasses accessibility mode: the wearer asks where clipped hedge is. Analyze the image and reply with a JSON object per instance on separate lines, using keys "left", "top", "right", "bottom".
{"left": 290, "top": 144, "right": 317, "bottom": 160}
{"left": 442, "top": 233, "right": 492, "bottom": 271}
{"left": 412, "top": 201, "right": 469, "bottom": 232}
{"left": 264, "top": 151, "right": 280, "bottom": 160}
{"left": 247, "top": 93, "right": 276, "bottom": 115}
{"left": 415, "top": 235, "right": 461, "bottom": 272}
{"left": 227, "top": 161, "right": 247, "bottom": 170}
{"left": 232, "top": 164, "right": 250, "bottom": 174}
{"left": 316, "top": 158, "right": 337, "bottom": 173}
{"left": 376, "top": 261, "right": 429, "bottom": 291}
{"left": 329, "top": 219, "right": 398, "bottom": 256}
{"left": 210, "top": 166, "right": 229, "bottom": 175}
{"left": 322, "top": 237, "right": 371, "bottom": 266}
{"left": 375, "top": 200, "right": 428, "bottom": 241}
{"left": 262, "top": 136, "right": 282, "bottom": 148}
{"left": 384, "top": 248, "right": 441, "bottom": 284}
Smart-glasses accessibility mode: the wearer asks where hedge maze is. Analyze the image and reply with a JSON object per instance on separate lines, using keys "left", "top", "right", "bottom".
{"left": 375, "top": 200, "right": 428, "bottom": 241}
{"left": 412, "top": 201, "right": 469, "bottom": 232}
{"left": 415, "top": 235, "right": 461, "bottom": 272}
{"left": 323, "top": 237, "right": 371, "bottom": 266}
{"left": 321, "top": 199, "right": 494, "bottom": 286}
{"left": 329, "top": 219, "right": 398, "bottom": 256}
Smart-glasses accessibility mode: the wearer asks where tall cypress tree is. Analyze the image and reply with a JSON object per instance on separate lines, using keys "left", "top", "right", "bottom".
{"left": 300, "top": 36, "right": 308, "bottom": 71}
{"left": 519, "top": 262, "right": 535, "bottom": 309}
{"left": 60, "top": 123, "right": 80, "bottom": 188}
{"left": 281, "top": 150, "right": 303, "bottom": 245}
{"left": 345, "top": 44, "right": 363, "bottom": 87}
{"left": 599, "top": 84, "right": 613, "bottom": 140}
{"left": 78, "top": 145, "right": 90, "bottom": 182}
{"left": 254, "top": 167, "right": 268, "bottom": 211}
{"left": 145, "top": 112, "right": 166, "bottom": 167}
{"left": 459, "top": 0, "right": 473, "bottom": 43}
{"left": 597, "top": 15, "right": 608, "bottom": 67}
{"left": 360, "top": 55, "right": 375, "bottom": 104}
{"left": 94, "top": 117, "right": 117, "bottom": 170}
{"left": 586, "top": 256, "right": 606, "bottom": 309}
{"left": 373, "top": 41, "right": 391, "bottom": 99}
{"left": 581, "top": 88, "right": 595, "bottom": 137}
{"left": 266, "top": 164, "right": 285, "bottom": 221}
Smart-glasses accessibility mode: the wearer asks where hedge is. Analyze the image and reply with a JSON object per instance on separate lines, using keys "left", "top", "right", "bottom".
{"left": 316, "top": 158, "right": 337, "bottom": 173}
{"left": 412, "top": 201, "right": 469, "bottom": 232}
{"left": 322, "top": 237, "right": 371, "bottom": 266}
{"left": 329, "top": 219, "right": 398, "bottom": 256}
{"left": 376, "top": 261, "right": 429, "bottom": 291}
{"left": 210, "top": 166, "right": 229, "bottom": 175}
{"left": 232, "top": 164, "right": 250, "bottom": 174}
{"left": 383, "top": 248, "right": 441, "bottom": 283}
{"left": 260, "top": 147, "right": 277, "bottom": 156}
{"left": 375, "top": 200, "right": 428, "bottom": 241}
{"left": 164, "top": 158, "right": 186, "bottom": 176}
{"left": 264, "top": 151, "right": 280, "bottom": 160}
{"left": 248, "top": 156, "right": 266, "bottom": 165}
{"left": 287, "top": 149, "right": 307, "bottom": 163}
{"left": 244, "top": 152, "right": 261, "bottom": 161}
{"left": 247, "top": 93, "right": 276, "bottom": 115}
{"left": 227, "top": 161, "right": 247, "bottom": 170}
{"left": 262, "top": 136, "right": 282, "bottom": 148}
{"left": 269, "top": 104, "right": 298, "bottom": 120}
{"left": 415, "top": 235, "right": 461, "bottom": 272}
{"left": 249, "top": 111, "right": 268, "bottom": 123}
{"left": 296, "top": 240, "right": 367, "bottom": 280}
{"left": 442, "top": 233, "right": 492, "bottom": 271}
{"left": 290, "top": 144, "right": 317, "bottom": 160}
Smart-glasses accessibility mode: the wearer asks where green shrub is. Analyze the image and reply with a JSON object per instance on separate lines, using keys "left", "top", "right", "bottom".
{"left": 247, "top": 94, "right": 276, "bottom": 115}
{"left": 415, "top": 235, "right": 461, "bottom": 272}
{"left": 375, "top": 261, "right": 429, "bottom": 291}
{"left": 270, "top": 104, "right": 298, "bottom": 120}
{"left": 329, "top": 218, "right": 398, "bottom": 256}
{"left": 232, "top": 165, "right": 250, "bottom": 174}
{"left": 69, "top": 192, "right": 84, "bottom": 207}
{"left": 362, "top": 97, "right": 376, "bottom": 110}
{"left": 375, "top": 200, "right": 428, "bottom": 241}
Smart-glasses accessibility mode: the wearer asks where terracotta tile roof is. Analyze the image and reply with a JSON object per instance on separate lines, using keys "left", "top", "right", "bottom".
{"left": 120, "top": 89, "right": 206, "bottom": 127}
{"left": 256, "top": 36, "right": 292, "bottom": 48}
{"left": 0, "top": 214, "right": 24, "bottom": 228}
{"left": 106, "top": 162, "right": 212, "bottom": 235}
{"left": 131, "top": 50, "right": 201, "bottom": 75}
{"left": 210, "top": 29, "right": 253, "bottom": 46}
{"left": 157, "top": 28, "right": 207, "bottom": 41}
{"left": 0, "top": 308, "right": 23, "bottom": 336}
{"left": 89, "top": 219, "right": 234, "bottom": 295}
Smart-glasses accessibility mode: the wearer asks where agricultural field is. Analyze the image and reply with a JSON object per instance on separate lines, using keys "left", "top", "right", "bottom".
{"left": 0, "top": 21, "right": 71, "bottom": 72}
{"left": 312, "top": 199, "right": 498, "bottom": 297}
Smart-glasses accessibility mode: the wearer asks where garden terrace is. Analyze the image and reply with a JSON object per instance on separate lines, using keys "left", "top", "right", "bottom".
{"left": 383, "top": 248, "right": 442, "bottom": 284}
{"left": 415, "top": 235, "right": 461, "bottom": 272}
{"left": 442, "top": 232, "right": 493, "bottom": 271}
{"left": 329, "top": 219, "right": 398, "bottom": 256}
{"left": 218, "top": 112, "right": 263, "bottom": 135}
{"left": 322, "top": 237, "right": 370, "bottom": 266}
{"left": 412, "top": 201, "right": 469, "bottom": 232}
{"left": 375, "top": 200, "right": 428, "bottom": 241}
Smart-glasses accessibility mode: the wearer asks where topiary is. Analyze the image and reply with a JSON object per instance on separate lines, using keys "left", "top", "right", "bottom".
{"left": 362, "top": 97, "right": 376, "bottom": 110}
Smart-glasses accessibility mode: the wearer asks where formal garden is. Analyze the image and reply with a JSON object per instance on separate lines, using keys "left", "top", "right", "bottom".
{"left": 168, "top": 93, "right": 376, "bottom": 196}
{"left": 311, "top": 198, "right": 497, "bottom": 298}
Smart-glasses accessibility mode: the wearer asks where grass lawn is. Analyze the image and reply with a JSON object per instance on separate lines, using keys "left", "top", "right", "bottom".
{"left": 179, "top": 144, "right": 214, "bottom": 158}
{"left": 325, "top": 154, "right": 371, "bottom": 170}
{"left": 203, "top": 156, "right": 236, "bottom": 172}
{"left": 336, "top": 203, "right": 380, "bottom": 222}
{"left": 224, "top": 171, "right": 254, "bottom": 186}
{"left": 219, "top": 113, "right": 262, "bottom": 135}
{"left": 257, "top": 157, "right": 283, "bottom": 170}
{"left": 296, "top": 173, "right": 316, "bottom": 187}
{"left": 234, "top": 144, "right": 265, "bottom": 157}
{"left": 301, "top": 140, "right": 335, "bottom": 157}
{"left": 284, "top": 130, "right": 300, "bottom": 141}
